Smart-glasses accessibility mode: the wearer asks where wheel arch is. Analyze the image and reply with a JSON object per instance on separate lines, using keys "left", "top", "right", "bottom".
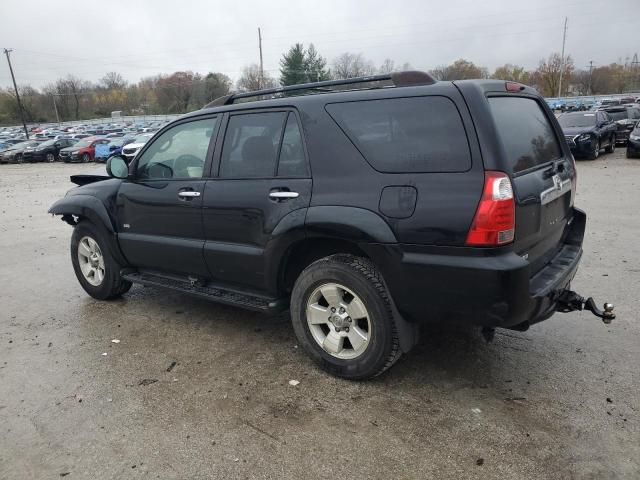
{"left": 48, "top": 194, "right": 128, "bottom": 265}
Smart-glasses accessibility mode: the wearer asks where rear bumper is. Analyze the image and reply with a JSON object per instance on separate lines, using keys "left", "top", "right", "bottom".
{"left": 363, "top": 208, "right": 586, "bottom": 329}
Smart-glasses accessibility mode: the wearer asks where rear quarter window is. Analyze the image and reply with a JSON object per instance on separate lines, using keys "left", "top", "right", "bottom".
{"left": 488, "top": 96, "right": 562, "bottom": 173}
{"left": 326, "top": 96, "right": 471, "bottom": 173}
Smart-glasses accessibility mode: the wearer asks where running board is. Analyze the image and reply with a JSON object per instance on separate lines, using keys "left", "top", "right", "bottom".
{"left": 122, "top": 271, "right": 288, "bottom": 313}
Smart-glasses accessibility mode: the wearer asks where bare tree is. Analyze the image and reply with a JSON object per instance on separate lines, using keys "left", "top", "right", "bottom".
{"left": 378, "top": 59, "right": 395, "bottom": 74}
{"left": 332, "top": 53, "right": 376, "bottom": 79}
{"left": 430, "top": 59, "right": 488, "bottom": 81}
{"left": 491, "top": 64, "right": 530, "bottom": 84}
{"left": 237, "top": 64, "right": 277, "bottom": 92}
{"left": 532, "top": 53, "right": 574, "bottom": 97}
{"left": 100, "top": 72, "right": 127, "bottom": 90}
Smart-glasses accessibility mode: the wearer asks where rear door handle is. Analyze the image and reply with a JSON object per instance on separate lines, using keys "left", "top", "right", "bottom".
{"left": 269, "top": 191, "right": 299, "bottom": 200}
{"left": 178, "top": 191, "right": 201, "bottom": 198}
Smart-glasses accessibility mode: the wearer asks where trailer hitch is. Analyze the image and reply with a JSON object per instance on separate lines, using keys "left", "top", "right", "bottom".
{"left": 556, "top": 290, "right": 615, "bottom": 324}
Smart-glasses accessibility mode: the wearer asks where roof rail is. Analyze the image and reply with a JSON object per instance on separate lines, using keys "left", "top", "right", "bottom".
{"left": 204, "top": 70, "right": 436, "bottom": 108}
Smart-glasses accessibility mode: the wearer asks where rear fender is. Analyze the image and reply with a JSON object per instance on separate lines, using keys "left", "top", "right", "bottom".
{"left": 304, "top": 206, "right": 397, "bottom": 243}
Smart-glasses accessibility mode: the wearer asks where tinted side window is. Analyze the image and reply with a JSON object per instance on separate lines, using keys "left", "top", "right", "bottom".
{"left": 220, "top": 112, "right": 286, "bottom": 178}
{"left": 326, "top": 96, "right": 471, "bottom": 173}
{"left": 277, "top": 113, "right": 307, "bottom": 177}
{"left": 136, "top": 117, "right": 217, "bottom": 180}
{"left": 488, "top": 97, "right": 562, "bottom": 173}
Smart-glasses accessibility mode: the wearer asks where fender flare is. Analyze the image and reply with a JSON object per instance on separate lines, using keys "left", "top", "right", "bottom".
{"left": 48, "top": 195, "right": 128, "bottom": 265}
{"left": 304, "top": 206, "right": 397, "bottom": 243}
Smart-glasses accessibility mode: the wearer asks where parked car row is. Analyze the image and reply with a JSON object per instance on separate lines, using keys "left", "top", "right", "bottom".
{"left": 0, "top": 132, "right": 157, "bottom": 164}
{"left": 557, "top": 103, "right": 640, "bottom": 159}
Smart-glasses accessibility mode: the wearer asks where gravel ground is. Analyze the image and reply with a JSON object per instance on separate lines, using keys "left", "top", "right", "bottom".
{"left": 0, "top": 150, "right": 638, "bottom": 479}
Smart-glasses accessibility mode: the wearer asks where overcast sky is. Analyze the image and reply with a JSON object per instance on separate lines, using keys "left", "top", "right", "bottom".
{"left": 0, "top": 0, "right": 638, "bottom": 89}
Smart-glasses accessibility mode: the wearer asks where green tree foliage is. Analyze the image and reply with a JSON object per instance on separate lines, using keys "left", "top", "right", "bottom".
{"left": 280, "top": 43, "right": 330, "bottom": 85}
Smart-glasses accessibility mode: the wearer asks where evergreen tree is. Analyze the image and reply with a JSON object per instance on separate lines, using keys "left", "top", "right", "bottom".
{"left": 280, "top": 44, "right": 307, "bottom": 86}
{"left": 304, "top": 44, "right": 331, "bottom": 82}
{"left": 280, "top": 43, "right": 331, "bottom": 85}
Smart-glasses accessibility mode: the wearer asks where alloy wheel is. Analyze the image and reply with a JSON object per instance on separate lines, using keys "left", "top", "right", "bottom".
{"left": 77, "top": 236, "right": 105, "bottom": 286}
{"left": 306, "top": 282, "right": 371, "bottom": 359}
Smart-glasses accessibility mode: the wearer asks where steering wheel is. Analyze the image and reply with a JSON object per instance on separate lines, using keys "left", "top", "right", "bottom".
{"left": 174, "top": 154, "right": 204, "bottom": 177}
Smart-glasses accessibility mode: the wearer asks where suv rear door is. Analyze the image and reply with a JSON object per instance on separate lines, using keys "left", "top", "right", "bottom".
{"left": 201, "top": 109, "right": 311, "bottom": 292}
{"left": 487, "top": 95, "right": 575, "bottom": 273}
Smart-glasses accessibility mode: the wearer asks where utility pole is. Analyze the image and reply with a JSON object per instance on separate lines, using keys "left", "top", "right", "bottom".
{"left": 631, "top": 53, "right": 639, "bottom": 92}
{"left": 588, "top": 60, "right": 593, "bottom": 95}
{"left": 52, "top": 94, "right": 60, "bottom": 123}
{"left": 557, "top": 17, "right": 568, "bottom": 98}
{"left": 3, "top": 48, "right": 29, "bottom": 138}
{"left": 258, "top": 28, "right": 264, "bottom": 89}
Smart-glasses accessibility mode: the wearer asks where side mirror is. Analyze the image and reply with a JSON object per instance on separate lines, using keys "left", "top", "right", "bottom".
{"left": 106, "top": 155, "right": 129, "bottom": 179}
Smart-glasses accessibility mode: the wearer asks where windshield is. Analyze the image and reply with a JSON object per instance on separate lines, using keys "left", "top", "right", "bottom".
{"left": 606, "top": 110, "right": 628, "bottom": 121}
{"left": 558, "top": 113, "right": 596, "bottom": 128}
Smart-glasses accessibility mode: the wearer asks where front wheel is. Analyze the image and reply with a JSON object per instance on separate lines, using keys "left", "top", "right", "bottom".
{"left": 605, "top": 135, "right": 616, "bottom": 153}
{"left": 587, "top": 139, "right": 600, "bottom": 160}
{"left": 290, "top": 254, "right": 402, "bottom": 379}
{"left": 14, "top": 153, "right": 23, "bottom": 164}
{"left": 82, "top": 153, "right": 90, "bottom": 163}
{"left": 70, "top": 221, "right": 132, "bottom": 300}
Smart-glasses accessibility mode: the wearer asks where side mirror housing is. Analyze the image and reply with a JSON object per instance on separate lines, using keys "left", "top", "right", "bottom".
{"left": 106, "top": 155, "right": 129, "bottom": 179}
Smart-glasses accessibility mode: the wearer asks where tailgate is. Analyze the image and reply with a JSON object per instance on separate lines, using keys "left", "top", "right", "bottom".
{"left": 488, "top": 96, "right": 576, "bottom": 274}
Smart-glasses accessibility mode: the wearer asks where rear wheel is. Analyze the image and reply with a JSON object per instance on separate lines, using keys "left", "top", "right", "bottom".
{"left": 46, "top": 152, "right": 56, "bottom": 163}
{"left": 605, "top": 135, "right": 616, "bottom": 153}
{"left": 290, "top": 254, "right": 402, "bottom": 379}
{"left": 587, "top": 139, "right": 600, "bottom": 160}
{"left": 71, "top": 221, "right": 132, "bottom": 300}
{"left": 14, "top": 153, "right": 23, "bottom": 164}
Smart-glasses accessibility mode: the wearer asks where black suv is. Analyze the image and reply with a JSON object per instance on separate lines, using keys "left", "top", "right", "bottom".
{"left": 49, "top": 72, "right": 613, "bottom": 379}
{"left": 603, "top": 106, "right": 640, "bottom": 145}
{"left": 557, "top": 111, "right": 618, "bottom": 159}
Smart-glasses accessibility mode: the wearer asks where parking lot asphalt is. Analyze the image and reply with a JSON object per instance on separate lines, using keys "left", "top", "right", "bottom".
{"left": 1, "top": 151, "right": 639, "bottom": 480}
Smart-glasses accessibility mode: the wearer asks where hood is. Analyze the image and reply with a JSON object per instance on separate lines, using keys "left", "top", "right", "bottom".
{"left": 123, "top": 142, "right": 145, "bottom": 150}
{"left": 60, "top": 146, "right": 81, "bottom": 153}
{"left": 561, "top": 126, "right": 596, "bottom": 136}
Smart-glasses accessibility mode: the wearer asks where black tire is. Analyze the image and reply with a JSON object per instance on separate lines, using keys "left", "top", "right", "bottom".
{"left": 605, "top": 135, "right": 615, "bottom": 153}
{"left": 46, "top": 152, "right": 56, "bottom": 163}
{"left": 14, "top": 153, "right": 23, "bottom": 164}
{"left": 82, "top": 153, "right": 90, "bottom": 163}
{"left": 70, "top": 221, "right": 132, "bottom": 300}
{"left": 290, "top": 254, "right": 401, "bottom": 380}
{"left": 587, "top": 139, "right": 600, "bottom": 160}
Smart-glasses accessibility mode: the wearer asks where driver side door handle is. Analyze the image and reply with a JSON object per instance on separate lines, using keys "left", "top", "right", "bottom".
{"left": 178, "top": 191, "right": 201, "bottom": 198}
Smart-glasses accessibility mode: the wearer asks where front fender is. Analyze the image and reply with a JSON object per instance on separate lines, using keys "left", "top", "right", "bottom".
{"left": 48, "top": 194, "right": 128, "bottom": 265}
{"left": 48, "top": 194, "right": 116, "bottom": 233}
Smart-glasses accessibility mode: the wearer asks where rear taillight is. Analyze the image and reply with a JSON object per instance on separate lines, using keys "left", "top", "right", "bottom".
{"left": 465, "top": 171, "right": 515, "bottom": 247}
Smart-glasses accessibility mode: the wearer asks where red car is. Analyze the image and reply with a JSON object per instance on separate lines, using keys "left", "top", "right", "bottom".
{"left": 58, "top": 137, "right": 109, "bottom": 163}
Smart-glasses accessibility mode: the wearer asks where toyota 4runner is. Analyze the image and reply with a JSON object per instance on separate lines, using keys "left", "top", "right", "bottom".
{"left": 49, "top": 72, "right": 614, "bottom": 379}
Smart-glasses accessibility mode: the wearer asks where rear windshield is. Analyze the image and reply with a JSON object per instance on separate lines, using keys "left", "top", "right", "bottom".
{"left": 326, "top": 96, "right": 471, "bottom": 173}
{"left": 489, "top": 97, "right": 562, "bottom": 173}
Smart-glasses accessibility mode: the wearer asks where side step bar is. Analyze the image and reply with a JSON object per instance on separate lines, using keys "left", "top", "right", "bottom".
{"left": 122, "top": 271, "right": 288, "bottom": 313}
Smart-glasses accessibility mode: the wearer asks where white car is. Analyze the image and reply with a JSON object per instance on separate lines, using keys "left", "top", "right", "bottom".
{"left": 121, "top": 133, "right": 154, "bottom": 162}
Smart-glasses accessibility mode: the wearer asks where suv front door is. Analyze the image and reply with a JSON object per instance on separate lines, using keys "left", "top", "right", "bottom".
{"left": 116, "top": 115, "right": 220, "bottom": 276}
{"left": 202, "top": 110, "right": 311, "bottom": 293}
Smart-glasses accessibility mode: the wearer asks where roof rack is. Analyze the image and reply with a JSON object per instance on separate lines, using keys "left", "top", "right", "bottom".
{"left": 204, "top": 70, "right": 436, "bottom": 108}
